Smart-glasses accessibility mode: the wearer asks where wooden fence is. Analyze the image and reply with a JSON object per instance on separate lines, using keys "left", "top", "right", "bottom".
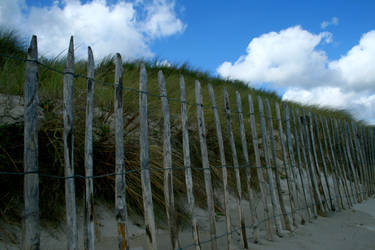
{"left": 21, "top": 35, "right": 375, "bottom": 250}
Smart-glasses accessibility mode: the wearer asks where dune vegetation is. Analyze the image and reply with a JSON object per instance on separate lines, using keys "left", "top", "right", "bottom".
{"left": 0, "top": 29, "right": 359, "bottom": 230}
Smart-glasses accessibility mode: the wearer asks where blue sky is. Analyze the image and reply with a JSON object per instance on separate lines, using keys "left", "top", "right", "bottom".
{"left": 1, "top": 0, "right": 375, "bottom": 123}
{"left": 151, "top": 0, "right": 375, "bottom": 74}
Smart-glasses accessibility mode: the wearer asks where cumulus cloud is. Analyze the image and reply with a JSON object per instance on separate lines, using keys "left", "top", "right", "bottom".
{"left": 217, "top": 26, "right": 333, "bottom": 88}
{"left": 0, "top": 0, "right": 185, "bottom": 59}
{"left": 329, "top": 31, "right": 375, "bottom": 91}
{"left": 283, "top": 87, "right": 375, "bottom": 123}
{"left": 217, "top": 26, "right": 375, "bottom": 123}
{"left": 321, "top": 17, "right": 339, "bottom": 29}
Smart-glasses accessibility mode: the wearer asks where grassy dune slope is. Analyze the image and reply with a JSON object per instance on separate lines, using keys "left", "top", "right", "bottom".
{"left": 0, "top": 30, "right": 357, "bottom": 228}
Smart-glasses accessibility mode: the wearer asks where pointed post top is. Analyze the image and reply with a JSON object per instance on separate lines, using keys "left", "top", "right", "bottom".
{"left": 158, "top": 70, "right": 165, "bottom": 83}
{"left": 223, "top": 87, "right": 229, "bottom": 98}
{"left": 87, "top": 46, "right": 94, "bottom": 69}
{"left": 208, "top": 83, "right": 213, "bottom": 90}
{"left": 114, "top": 53, "right": 122, "bottom": 70}
{"left": 27, "top": 35, "right": 38, "bottom": 60}
{"left": 66, "top": 36, "right": 74, "bottom": 70}
{"left": 68, "top": 36, "right": 74, "bottom": 56}
{"left": 248, "top": 93, "right": 253, "bottom": 103}
{"left": 195, "top": 79, "right": 200, "bottom": 87}
{"left": 284, "top": 103, "right": 289, "bottom": 115}
{"left": 265, "top": 98, "right": 270, "bottom": 106}
{"left": 257, "top": 95, "right": 262, "bottom": 104}
{"left": 179, "top": 74, "right": 185, "bottom": 83}
{"left": 115, "top": 52, "right": 122, "bottom": 61}
{"left": 140, "top": 63, "right": 147, "bottom": 83}
{"left": 275, "top": 101, "right": 280, "bottom": 111}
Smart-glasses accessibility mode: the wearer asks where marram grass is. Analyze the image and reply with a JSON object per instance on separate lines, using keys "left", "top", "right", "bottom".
{"left": 0, "top": 30, "right": 359, "bottom": 229}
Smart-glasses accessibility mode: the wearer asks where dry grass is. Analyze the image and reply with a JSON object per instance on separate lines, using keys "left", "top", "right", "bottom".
{"left": 0, "top": 30, "right": 359, "bottom": 228}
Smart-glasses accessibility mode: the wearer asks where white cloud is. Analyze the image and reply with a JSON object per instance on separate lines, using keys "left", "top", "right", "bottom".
{"left": 217, "top": 26, "right": 333, "bottom": 88}
{"left": 141, "top": 0, "right": 186, "bottom": 38}
{"left": 329, "top": 31, "right": 375, "bottom": 91}
{"left": 282, "top": 87, "right": 353, "bottom": 108}
{"left": 283, "top": 87, "right": 375, "bottom": 123}
{"left": 0, "top": 0, "right": 185, "bottom": 59}
{"left": 321, "top": 17, "right": 339, "bottom": 29}
{"left": 217, "top": 26, "right": 375, "bottom": 123}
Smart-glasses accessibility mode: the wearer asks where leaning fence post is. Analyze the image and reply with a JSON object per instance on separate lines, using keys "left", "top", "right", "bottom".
{"left": 23, "top": 35, "right": 40, "bottom": 250}
{"left": 114, "top": 54, "right": 129, "bottom": 250}
{"left": 352, "top": 122, "right": 368, "bottom": 199}
{"left": 345, "top": 122, "right": 363, "bottom": 201}
{"left": 63, "top": 36, "right": 78, "bottom": 250}
{"left": 307, "top": 111, "right": 328, "bottom": 214}
{"left": 301, "top": 110, "right": 325, "bottom": 216}
{"left": 313, "top": 114, "right": 334, "bottom": 212}
{"left": 258, "top": 97, "right": 283, "bottom": 237}
{"left": 84, "top": 47, "right": 95, "bottom": 250}
{"left": 248, "top": 95, "right": 273, "bottom": 241}
{"left": 195, "top": 80, "right": 217, "bottom": 250}
{"left": 332, "top": 119, "right": 352, "bottom": 208}
{"left": 336, "top": 120, "right": 355, "bottom": 206}
{"left": 296, "top": 109, "right": 317, "bottom": 218}
{"left": 338, "top": 121, "right": 357, "bottom": 204}
{"left": 290, "top": 108, "right": 312, "bottom": 222}
{"left": 223, "top": 88, "right": 249, "bottom": 249}
{"left": 180, "top": 76, "right": 201, "bottom": 250}
{"left": 322, "top": 117, "right": 342, "bottom": 211}
{"left": 266, "top": 100, "right": 294, "bottom": 230}
{"left": 235, "top": 91, "right": 259, "bottom": 243}
{"left": 207, "top": 84, "right": 232, "bottom": 249}
{"left": 343, "top": 122, "right": 362, "bottom": 203}
{"left": 282, "top": 104, "right": 305, "bottom": 225}
{"left": 361, "top": 127, "right": 372, "bottom": 195}
{"left": 139, "top": 64, "right": 157, "bottom": 250}
{"left": 158, "top": 71, "right": 180, "bottom": 249}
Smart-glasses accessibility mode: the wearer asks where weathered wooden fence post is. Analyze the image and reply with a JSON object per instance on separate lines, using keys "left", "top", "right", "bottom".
{"left": 283, "top": 104, "right": 305, "bottom": 225}
{"left": 114, "top": 54, "right": 129, "bottom": 250}
{"left": 64, "top": 36, "right": 78, "bottom": 250}
{"left": 332, "top": 119, "right": 352, "bottom": 208}
{"left": 313, "top": 114, "right": 337, "bottom": 211}
{"left": 195, "top": 80, "right": 217, "bottom": 250}
{"left": 302, "top": 110, "right": 325, "bottom": 216}
{"left": 23, "top": 35, "right": 40, "bottom": 250}
{"left": 322, "top": 117, "right": 343, "bottom": 211}
{"left": 290, "top": 108, "right": 312, "bottom": 222}
{"left": 352, "top": 122, "right": 368, "bottom": 199}
{"left": 367, "top": 128, "right": 375, "bottom": 195}
{"left": 350, "top": 122, "right": 367, "bottom": 200}
{"left": 361, "top": 127, "right": 372, "bottom": 195}
{"left": 307, "top": 111, "right": 328, "bottom": 214}
{"left": 266, "top": 100, "right": 294, "bottom": 230}
{"left": 338, "top": 120, "right": 357, "bottom": 205}
{"left": 343, "top": 122, "right": 362, "bottom": 203}
{"left": 158, "top": 71, "right": 180, "bottom": 249}
{"left": 235, "top": 91, "right": 259, "bottom": 243}
{"left": 180, "top": 76, "right": 201, "bottom": 250}
{"left": 223, "top": 88, "right": 249, "bottom": 249}
{"left": 296, "top": 109, "right": 317, "bottom": 218}
{"left": 248, "top": 95, "right": 273, "bottom": 241}
{"left": 207, "top": 84, "right": 232, "bottom": 249}
{"left": 258, "top": 97, "right": 283, "bottom": 237}
{"left": 84, "top": 47, "right": 95, "bottom": 250}
{"left": 312, "top": 113, "right": 334, "bottom": 211}
{"left": 139, "top": 64, "right": 157, "bottom": 250}
{"left": 346, "top": 122, "right": 364, "bottom": 201}
{"left": 337, "top": 121, "right": 357, "bottom": 204}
